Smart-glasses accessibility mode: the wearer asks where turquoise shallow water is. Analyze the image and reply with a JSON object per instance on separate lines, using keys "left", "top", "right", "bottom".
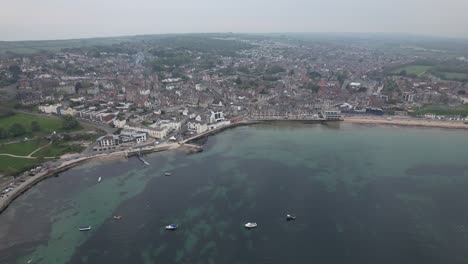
{"left": 1, "top": 123, "right": 468, "bottom": 264}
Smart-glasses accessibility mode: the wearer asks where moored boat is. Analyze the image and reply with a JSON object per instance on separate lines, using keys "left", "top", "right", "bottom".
{"left": 244, "top": 222, "right": 257, "bottom": 229}
{"left": 286, "top": 214, "right": 296, "bottom": 221}
{"left": 79, "top": 226, "right": 92, "bottom": 231}
{"left": 165, "top": 224, "right": 178, "bottom": 230}
{"left": 113, "top": 215, "right": 123, "bottom": 220}
{"left": 164, "top": 172, "right": 172, "bottom": 176}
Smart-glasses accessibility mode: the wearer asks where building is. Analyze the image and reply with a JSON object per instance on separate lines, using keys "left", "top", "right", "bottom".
{"left": 113, "top": 119, "right": 127, "bottom": 128}
{"left": 123, "top": 125, "right": 168, "bottom": 139}
{"left": 159, "top": 121, "right": 182, "bottom": 131}
{"left": 59, "top": 107, "right": 77, "bottom": 116}
{"left": 322, "top": 110, "right": 343, "bottom": 121}
{"left": 187, "top": 121, "right": 208, "bottom": 134}
{"left": 120, "top": 130, "right": 147, "bottom": 143}
{"left": 39, "top": 104, "right": 62, "bottom": 114}
{"left": 209, "top": 111, "right": 225, "bottom": 123}
{"left": 97, "top": 135, "right": 120, "bottom": 147}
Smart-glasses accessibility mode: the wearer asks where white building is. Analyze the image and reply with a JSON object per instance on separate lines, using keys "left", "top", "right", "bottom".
{"left": 120, "top": 130, "right": 147, "bottom": 143}
{"left": 322, "top": 110, "right": 343, "bottom": 120}
{"left": 60, "top": 107, "right": 77, "bottom": 116}
{"left": 113, "top": 119, "right": 127, "bottom": 128}
{"left": 195, "top": 83, "right": 207, "bottom": 91}
{"left": 209, "top": 111, "right": 225, "bottom": 124}
{"left": 187, "top": 122, "right": 208, "bottom": 134}
{"left": 70, "top": 97, "right": 85, "bottom": 103}
{"left": 207, "top": 120, "right": 231, "bottom": 130}
{"left": 159, "top": 121, "right": 182, "bottom": 131}
{"left": 97, "top": 135, "right": 120, "bottom": 147}
{"left": 123, "top": 125, "right": 168, "bottom": 139}
{"left": 139, "top": 89, "right": 150, "bottom": 96}
{"left": 39, "top": 104, "right": 62, "bottom": 114}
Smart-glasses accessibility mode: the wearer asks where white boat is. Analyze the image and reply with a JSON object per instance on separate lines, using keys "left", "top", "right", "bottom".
{"left": 244, "top": 222, "right": 257, "bottom": 229}
{"left": 286, "top": 214, "right": 296, "bottom": 221}
{"left": 79, "top": 226, "right": 92, "bottom": 231}
{"left": 164, "top": 172, "right": 172, "bottom": 176}
{"left": 98, "top": 177, "right": 102, "bottom": 183}
{"left": 165, "top": 224, "right": 178, "bottom": 230}
{"left": 27, "top": 259, "right": 33, "bottom": 264}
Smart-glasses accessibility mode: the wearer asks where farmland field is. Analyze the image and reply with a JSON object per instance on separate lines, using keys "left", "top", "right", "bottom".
{"left": 391, "top": 65, "right": 431, "bottom": 76}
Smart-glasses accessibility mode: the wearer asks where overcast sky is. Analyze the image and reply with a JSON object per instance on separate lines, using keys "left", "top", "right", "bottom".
{"left": 1, "top": 0, "right": 467, "bottom": 41}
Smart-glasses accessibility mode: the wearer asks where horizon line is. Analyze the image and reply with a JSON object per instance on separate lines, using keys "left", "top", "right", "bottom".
{"left": 1, "top": 31, "right": 468, "bottom": 43}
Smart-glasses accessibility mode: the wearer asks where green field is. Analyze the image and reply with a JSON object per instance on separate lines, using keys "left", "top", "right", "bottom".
{"left": 439, "top": 72, "right": 468, "bottom": 80}
{"left": 32, "top": 142, "right": 84, "bottom": 158}
{"left": 389, "top": 61, "right": 468, "bottom": 81}
{"left": 0, "top": 156, "right": 40, "bottom": 176}
{"left": 0, "top": 112, "right": 82, "bottom": 144}
{"left": 0, "top": 112, "right": 86, "bottom": 176}
{"left": 0, "top": 113, "right": 63, "bottom": 133}
{"left": 391, "top": 65, "right": 431, "bottom": 76}
{"left": 412, "top": 104, "right": 468, "bottom": 116}
{"left": 0, "top": 140, "right": 47, "bottom": 156}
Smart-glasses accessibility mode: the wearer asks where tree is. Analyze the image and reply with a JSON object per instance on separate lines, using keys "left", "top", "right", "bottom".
{"left": 337, "top": 72, "right": 348, "bottom": 85}
{"left": 302, "top": 83, "right": 320, "bottom": 93}
{"left": 0, "top": 127, "right": 7, "bottom": 139}
{"left": 31, "top": 121, "right": 41, "bottom": 132}
{"left": 62, "top": 115, "right": 79, "bottom": 130}
{"left": 9, "top": 123, "right": 26, "bottom": 137}
{"left": 235, "top": 77, "right": 242, "bottom": 85}
{"left": 308, "top": 71, "right": 321, "bottom": 80}
{"left": 8, "top": 65, "right": 21, "bottom": 76}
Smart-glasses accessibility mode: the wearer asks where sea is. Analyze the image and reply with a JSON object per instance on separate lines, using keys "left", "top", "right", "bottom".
{"left": 1, "top": 123, "right": 468, "bottom": 264}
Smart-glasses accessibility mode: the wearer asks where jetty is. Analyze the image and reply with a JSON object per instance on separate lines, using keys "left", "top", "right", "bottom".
{"left": 137, "top": 153, "right": 150, "bottom": 166}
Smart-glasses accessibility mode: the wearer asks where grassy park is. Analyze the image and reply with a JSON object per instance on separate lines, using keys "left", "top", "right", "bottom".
{"left": 0, "top": 111, "right": 87, "bottom": 177}
{"left": 0, "top": 156, "right": 40, "bottom": 177}
{"left": 0, "top": 140, "right": 47, "bottom": 156}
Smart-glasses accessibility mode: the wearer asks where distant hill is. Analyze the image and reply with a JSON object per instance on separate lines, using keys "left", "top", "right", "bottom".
{"left": 2, "top": 32, "right": 468, "bottom": 57}
{"left": 0, "top": 33, "right": 241, "bottom": 57}
{"left": 0, "top": 35, "right": 169, "bottom": 56}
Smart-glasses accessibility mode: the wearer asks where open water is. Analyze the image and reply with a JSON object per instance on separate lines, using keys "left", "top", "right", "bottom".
{"left": 1, "top": 123, "right": 468, "bottom": 264}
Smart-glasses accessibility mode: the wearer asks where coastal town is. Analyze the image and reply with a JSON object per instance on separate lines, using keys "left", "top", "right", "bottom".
{"left": 1, "top": 34, "right": 468, "bottom": 210}
{"left": 3, "top": 0, "right": 468, "bottom": 260}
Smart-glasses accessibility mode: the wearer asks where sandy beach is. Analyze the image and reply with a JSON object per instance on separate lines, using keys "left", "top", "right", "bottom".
{"left": 344, "top": 116, "right": 468, "bottom": 130}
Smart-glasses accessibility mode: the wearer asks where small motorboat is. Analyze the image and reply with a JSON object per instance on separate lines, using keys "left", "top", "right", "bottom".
{"left": 113, "top": 215, "right": 123, "bottom": 220}
{"left": 164, "top": 172, "right": 172, "bottom": 176}
{"left": 165, "top": 224, "right": 178, "bottom": 230}
{"left": 27, "top": 259, "right": 33, "bottom": 264}
{"left": 244, "top": 222, "right": 257, "bottom": 229}
{"left": 286, "top": 214, "right": 296, "bottom": 221}
{"left": 98, "top": 177, "right": 102, "bottom": 183}
{"left": 79, "top": 226, "right": 92, "bottom": 231}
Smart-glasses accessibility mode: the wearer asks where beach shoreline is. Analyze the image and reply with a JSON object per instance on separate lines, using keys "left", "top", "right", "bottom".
{"left": 344, "top": 116, "right": 468, "bottom": 130}
{"left": 0, "top": 142, "right": 196, "bottom": 214}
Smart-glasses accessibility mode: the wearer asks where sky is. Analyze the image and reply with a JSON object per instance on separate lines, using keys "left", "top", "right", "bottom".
{"left": 0, "top": 0, "right": 467, "bottom": 41}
